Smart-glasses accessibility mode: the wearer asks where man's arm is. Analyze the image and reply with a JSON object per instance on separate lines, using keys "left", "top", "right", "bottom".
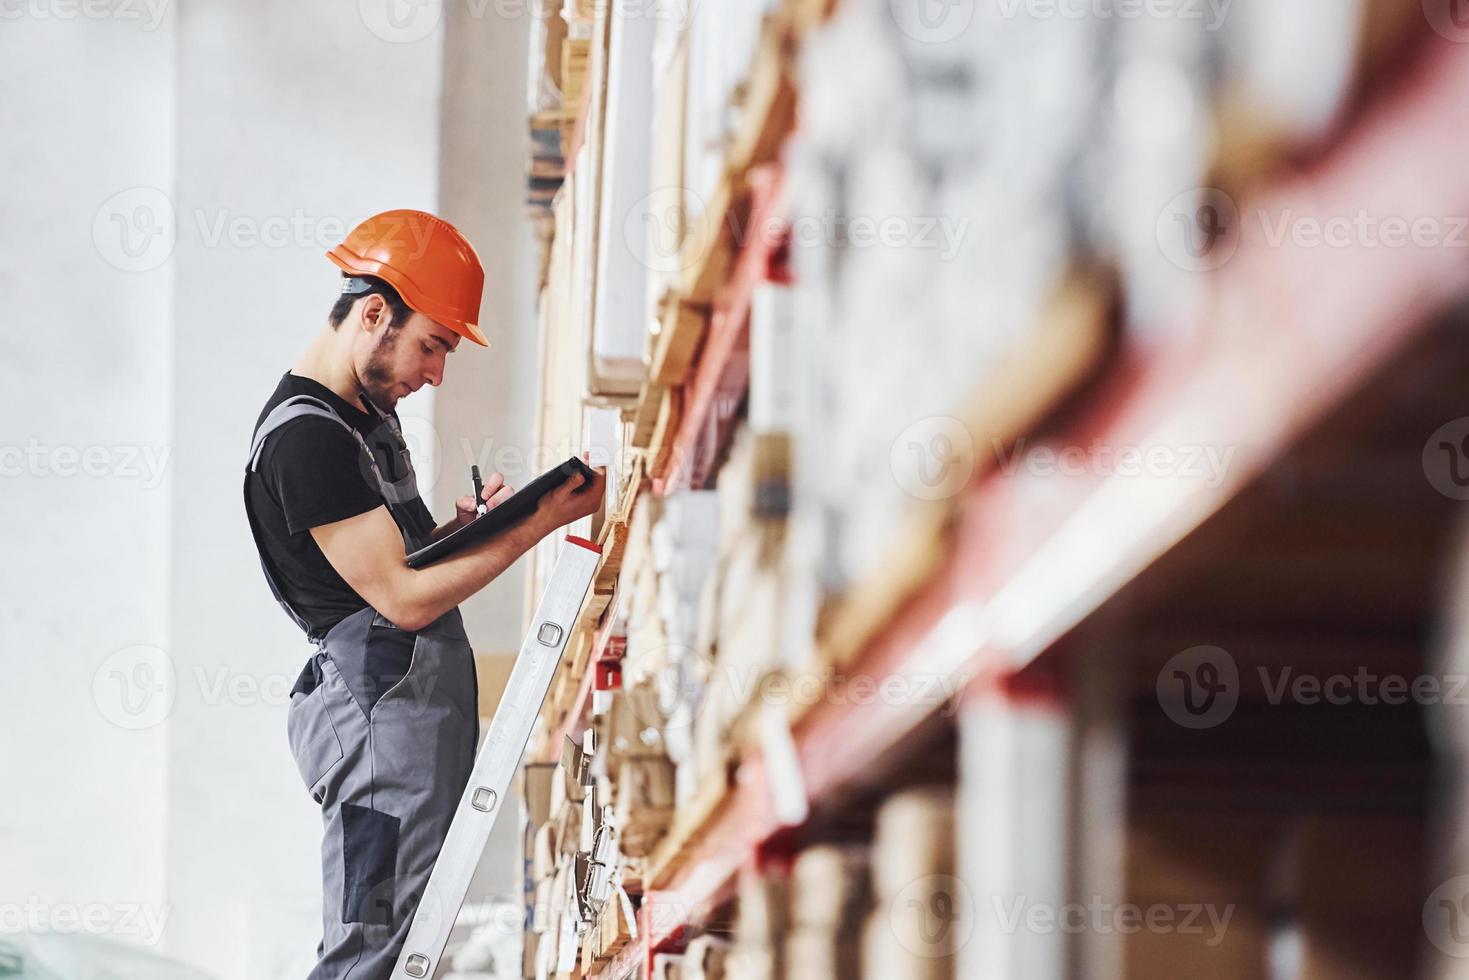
{"left": 312, "top": 468, "right": 604, "bottom": 631}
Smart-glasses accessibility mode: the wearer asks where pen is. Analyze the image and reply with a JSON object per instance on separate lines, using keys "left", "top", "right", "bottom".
{"left": 471, "top": 465, "right": 488, "bottom": 516}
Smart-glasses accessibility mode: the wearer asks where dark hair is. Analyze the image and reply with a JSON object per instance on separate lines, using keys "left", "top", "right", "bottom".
{"left": 328, "top": 275, "right": 414, "bottom": 330}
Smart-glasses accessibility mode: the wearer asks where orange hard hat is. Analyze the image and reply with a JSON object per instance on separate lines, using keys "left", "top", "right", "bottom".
{"left": 326, "top": 209, "right": 488, "bottom": 346}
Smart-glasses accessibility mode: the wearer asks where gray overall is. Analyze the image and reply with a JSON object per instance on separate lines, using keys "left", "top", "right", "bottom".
{"left": 245, "top": 395, "right": 479, "bottom": 980}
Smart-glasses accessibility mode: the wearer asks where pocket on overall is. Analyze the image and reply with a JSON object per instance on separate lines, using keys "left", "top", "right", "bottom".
{"left": 362, "top": 612, "right": 419, "bottom": 713}
{"left": 286, "top": 656, "right": 345, "bottom": 802}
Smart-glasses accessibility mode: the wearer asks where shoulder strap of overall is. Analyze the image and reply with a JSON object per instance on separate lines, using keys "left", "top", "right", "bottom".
{"left": 248, "top": 395, "right": 361, "bottom": 473}
{"left": 245, "top": 396, "right": 361, "bottom": 642}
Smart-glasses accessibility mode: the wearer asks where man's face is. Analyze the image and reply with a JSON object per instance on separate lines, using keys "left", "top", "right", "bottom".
{"left": 354, "top": 296, "right": 461, "bottom": 409}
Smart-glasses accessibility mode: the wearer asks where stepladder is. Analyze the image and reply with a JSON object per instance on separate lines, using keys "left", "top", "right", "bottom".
{"left": 392, "top": 535, "right": 602, "bottom": 979}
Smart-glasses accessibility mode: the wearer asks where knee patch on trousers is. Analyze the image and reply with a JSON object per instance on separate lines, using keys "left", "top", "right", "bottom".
{"left": 341, "top": 803, "right": 401, "bottom": 926}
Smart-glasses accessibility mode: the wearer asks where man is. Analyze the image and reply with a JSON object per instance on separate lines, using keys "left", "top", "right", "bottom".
{"left": 243, "top": 209, "right": 604, "bottom": 979}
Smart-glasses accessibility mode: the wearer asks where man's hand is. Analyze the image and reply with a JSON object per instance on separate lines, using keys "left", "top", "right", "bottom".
{"left": 535, "top": 460, "right": 606, "bottom": 530}
{"left": 453, "top": 471, "right": 514, "bottom": 526}
{"left": 311, "top": 460, "right": 606, "bottom": 633}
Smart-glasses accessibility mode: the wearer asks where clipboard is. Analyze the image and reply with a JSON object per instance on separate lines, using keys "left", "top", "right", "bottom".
{"left": 406, "top": 456, "right": 597, "bottom": 569}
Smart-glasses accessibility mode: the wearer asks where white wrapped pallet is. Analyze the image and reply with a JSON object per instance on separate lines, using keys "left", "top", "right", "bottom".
{"left": 1219, "top": 0, "right": 1363, "bottom": 142}
{"left": 651, "top": 489, "right": 721, "bottom": 568}
{"left": 590, "top": 0, "right": 657, "bottom": 398}
{"left": 682, "top": 0, "right": 777, "bottom": 223}
{"left": 1101, "top": 15, "right": 1217, "bottom": 329}
{"left": 749, "top": 282, "right": 797, "bottom": 434}
{"left": 580, "top": 404, "right": 623, "bottom": 540}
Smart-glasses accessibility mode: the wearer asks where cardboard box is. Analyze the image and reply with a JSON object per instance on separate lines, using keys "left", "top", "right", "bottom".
{"left": 792, "top": 845, "right": 870, "bottom": 931}
{"left": 862, "top": 906, "right": 950, "bottom": 980}
{"left": 872, "top": 788, "right": 955, "bottom": 902}
{"left": 605, "top": 681, "right": 668, "bottom": 771}
{"left": 616, "top": 757, "right": 677, "bottom": 857}
{"left": 785, "top": 925, "right": 858, "bottom": 980}
{"left": 522, "top": 928, "right": 541, "bottom": 980}
{"left": 599, "top": 885, "right": 638, "bottom": 960}
{"left": 531, "top": 876, "right": 555, "bottom": 935}
{"left": 734, "top": 863, "right": 793, "bottom": 952}
{"left": 684, "top": 934, "right": 732, "bottom": 980}
{"left": 524, "top": 762, "right": 558, "bottom": 830}
{"left": 533, "top": 821, "right": 559, "bottom": 882}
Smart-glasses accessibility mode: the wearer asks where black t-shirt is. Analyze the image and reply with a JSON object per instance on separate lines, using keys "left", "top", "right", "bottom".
{"left": 245, "top": 372, "right": 437, "bottom": 638}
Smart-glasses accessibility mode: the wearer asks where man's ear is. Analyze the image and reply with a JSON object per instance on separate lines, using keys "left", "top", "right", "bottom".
{"left": 358, "top": 294, "right": 388, "bottom": 334}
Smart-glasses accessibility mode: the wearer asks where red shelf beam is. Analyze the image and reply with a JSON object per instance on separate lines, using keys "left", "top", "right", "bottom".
{"left": 658, "top": 165, "right": 789, "bottom": 494}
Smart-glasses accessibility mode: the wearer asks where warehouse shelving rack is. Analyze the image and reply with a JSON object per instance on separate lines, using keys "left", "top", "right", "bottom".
{"left": 521, "top": 7, "right": 1469, "bottom": 977}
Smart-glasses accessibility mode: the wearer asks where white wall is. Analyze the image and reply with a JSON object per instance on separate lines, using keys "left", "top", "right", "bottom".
{"left": 1, "top": 1, "right": 537, "bottom": 977}
{"left": 166, "top": 2, "right": 445, "bottom": 974}
{"left": 0, "top": 0, "right": 176, "bottom": 955}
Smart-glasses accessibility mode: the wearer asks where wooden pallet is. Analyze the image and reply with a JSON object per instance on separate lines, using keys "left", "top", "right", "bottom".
{"left": 649, "top": 293, "right": 709, "bottom": 387}
{"left": 646, "top": 388, "right": 683, "bottom": 481}
{"left": 629, "top": 381, "right": 665, "bottom": 450}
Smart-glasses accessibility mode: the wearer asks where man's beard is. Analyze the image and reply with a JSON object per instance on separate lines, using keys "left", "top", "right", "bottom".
{"left": 358, "top": 326, "right": 401, "bottom": 409}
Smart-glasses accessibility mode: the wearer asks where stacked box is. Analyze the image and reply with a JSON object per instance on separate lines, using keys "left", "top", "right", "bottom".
{"left": 521, "top": 732, "right": 625, "bottom": 977}
{"left": 681, "top": 0, "right": 776, "bottom": 232}
{"left": 649, "top": 490, "right": 720, "bottom": 649}
{"left": 726, "top": 867, "right": 790, "bottom": 980}
{"left": 621, "top": 494, "right": 668, "bottom": 658}
{"left": 635, "top": 490, "right": 720, "bottom": 799}
{"left": 614, "top": 756, "right": 676, "bottom": 858}
{"left": 777, "top": 0, "right": 1396, "bottom": 606}
{"left": 782, "top": 845, "right": 870, "bottom": 979}
{"left": 864, "top": 788, "right": 959, "bottom": 980}
{"left": 684, "top": 934, "right": 733, "bottom": 980}
{"left": 694, "top": 426, "right": 794, "bottom": 775}
{"left": 787, "top": 0, "right": 1079, "bottom": 590}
